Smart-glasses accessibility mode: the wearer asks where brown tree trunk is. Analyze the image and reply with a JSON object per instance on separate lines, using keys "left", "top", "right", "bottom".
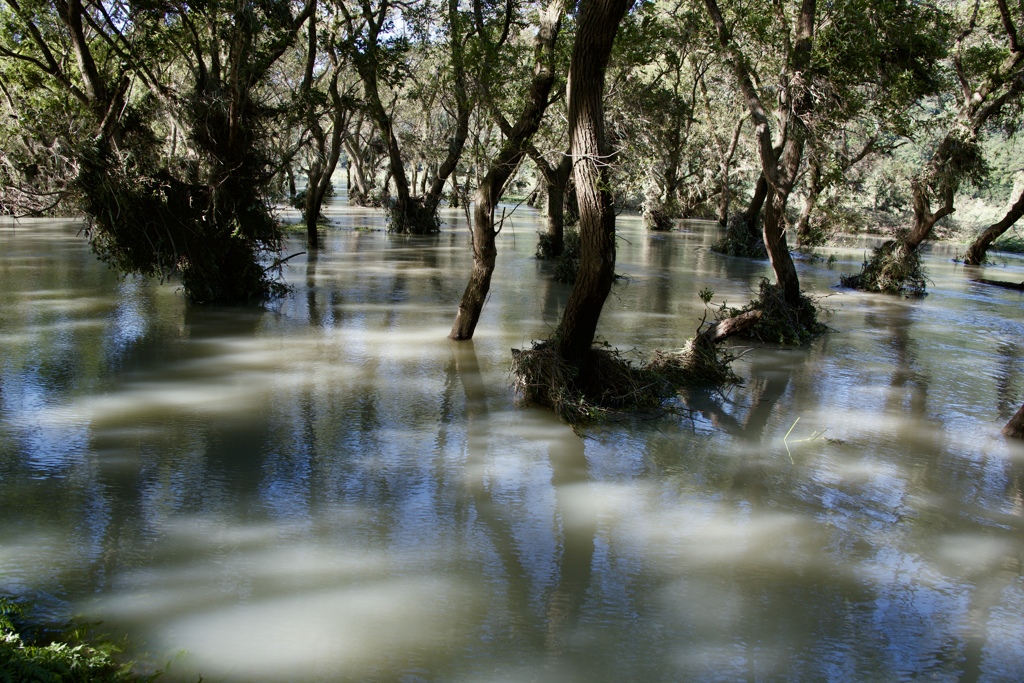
{"left": 764, "top": 189, "right": 802, "bottom": 305}
{"left": 449, "top": 0, "right": 566, "bottom": 340}
{"left": 705, "top": 0, "right": 814, "bottom": 308}
{"left": 554, "top": 0, "right": 633, "bottom": 365}
{"left": 904, "top": 175, "right": 955, "bottom": 251}
{"left": 343, "top": 135, "right": 372, "bottom": 205}
{"left": 1003, "top": 402, "right": 1024, "bottom": 438}
{"left": 743, "top": 173, "right": 769, "bottom": 236}
{"left": 545, "top": 155, "right": 572, "bottom": 254}
{"left": 963, "top": 185, "right": 1024, "bottom": 265}
{"left": 795, "top": 158, "right": 822, "bottom": 247}
{"left": 530, "top": 148, "right": 572, "bottom": 256}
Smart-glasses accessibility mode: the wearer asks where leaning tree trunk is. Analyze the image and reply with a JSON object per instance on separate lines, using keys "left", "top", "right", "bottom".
{"left": 449, "top": 0, "right": 566, "bottom": 341}
{"left": 1003, "top": 402, "right": 1024, "bottom": 438}
{"left": 742, "top": 174, "right": 768, "bottom": 238}
{"left": 963, "top": 185, "right": 1024, "bottom": 265}
{"left": 554, "top": 0, "right": 634, "bottom": 366}
{"left": 905, "top": 176, "right": 955, "bottom": 251}
{"left": 763, "top": 186, "right": 802, "bottom": 305}
{"left": 705, "top": 0, "right": 814, "bottom": 308}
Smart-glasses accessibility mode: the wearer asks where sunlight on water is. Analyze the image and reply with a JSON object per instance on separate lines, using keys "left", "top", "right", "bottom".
{"left": 3, "top": 214, "right": 1024, "bottom": 681}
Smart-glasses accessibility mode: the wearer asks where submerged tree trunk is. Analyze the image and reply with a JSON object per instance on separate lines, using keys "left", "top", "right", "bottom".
{"left": 545, "top": 155, "right": 572, "bottom": 254}
{"left": 963, "top": 185, "right": 1024, "bottom": 265}
{"left": 554, "top": 0, "right": 633, "bottom": 366}
{"left": 704, "top": 0, "right": 814, "bottom": 308}
{"left": 449, "top": 0, "right": 566, "bottom": 341}
{"left": 530, "top": 147, "right": 572, "bottom": 257}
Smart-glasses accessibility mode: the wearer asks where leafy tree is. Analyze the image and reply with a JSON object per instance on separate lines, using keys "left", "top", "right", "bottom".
{"left": 846, "top": 0, "right": 1024, "bottom": 292}
{"left": 703, "top": 0, "right": 817, "bottom": 308}
{"left": 449, "top": 0, "right": 568, "bottom": 340}
{"left": 0, "top": 0, "right": 314, "bottom": 304}
{"left": 336, "top": 0, "right": 471, "bottom": 233}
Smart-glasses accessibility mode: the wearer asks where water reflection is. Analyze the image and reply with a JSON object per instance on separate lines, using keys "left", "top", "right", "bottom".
{"left": 2, "top": 216, "right": 1024, "bottom": 680}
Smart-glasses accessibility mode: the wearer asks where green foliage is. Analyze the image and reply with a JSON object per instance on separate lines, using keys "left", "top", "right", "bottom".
{"left": 812, "top": 0, "right": 952, "bottom": 131}
{"left": 840, "top": 240, "right": 927, "bottom": 296}
{"left": 992, "top": 232, "right": 1024, "bottom": 254}
{"left": 0, "top": 598, "right": 146, "bottom": 682}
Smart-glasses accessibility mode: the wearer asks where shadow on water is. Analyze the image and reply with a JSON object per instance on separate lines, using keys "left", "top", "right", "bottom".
{"left": 452, "top": 340, "right": 596, "bottom": 671}
{"left": 4, "top": 217, "right": 1024, "bottom": 680}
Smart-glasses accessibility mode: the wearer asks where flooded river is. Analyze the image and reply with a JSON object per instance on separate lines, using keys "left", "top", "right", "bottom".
{"left": 2, "top": 203, "right": 1024, "bottom": 681}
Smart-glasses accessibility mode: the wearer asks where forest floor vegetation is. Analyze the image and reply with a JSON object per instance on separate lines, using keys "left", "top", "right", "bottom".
{"left": 0, "top": 597, "right": 152, "bottom": 682}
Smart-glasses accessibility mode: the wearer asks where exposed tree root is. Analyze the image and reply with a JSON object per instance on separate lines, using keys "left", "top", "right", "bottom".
{"left": 717, "top": 278, "right": 827, "bottom": 345}
{"left": 511, "top": 329, "right": 743, "bottom": 425}
{"left": 647, "top": 334, "right": 740, "bottom": 388}
{"left": 511, "top": 342, "right": 668, "bottom": 423}
{"left": 840, "top": 240, "right": 926, "bottom": 296}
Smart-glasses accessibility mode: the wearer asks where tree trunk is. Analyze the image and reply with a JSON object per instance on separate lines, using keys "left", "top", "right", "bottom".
{"left": 705, "top": 0, "right": 814, "bottom": 308}
{"left": 904, "top": 175, "right": 955, "bottom": 251}
{"left": 450, "top": 175, "right": 501, "bottom": 340}
{"left": 304, "top": 115, "right": 343, "bottom": 249}
{"left": 743, "top": 174, "right": 768, "bottom": 237}
{"left": 530, "top": 148, "right": 572, "bottom": 256}
{"left": 449, "top": 0, "right": 566, "bottom": 340}
{"left": 763, "top": 188, "right": 802, "bottom": 305}
{"left": 343, "top": 136, "right": 372, "bottom": 205}
{"left": 545, "top": 155, "right": 572, "bottom": 255}
{"left": 795, "top": 158, "right": 822, "bottom": 247}
{"left": 963, "top": 185, "right": 1024, "bottom": 265}
{"left": 716, "top": 117, "right": 744, "bottom": 226}
{"left": 1003, "top": 402, "right": 1024, "bottom": 438}
{"left": 554, "top": 0, "right": 633, "bottom": 366}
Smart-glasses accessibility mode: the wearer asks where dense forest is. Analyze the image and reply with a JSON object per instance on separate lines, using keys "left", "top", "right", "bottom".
{"left": 2, "top": 0, "right": 1024, "bottom": 426}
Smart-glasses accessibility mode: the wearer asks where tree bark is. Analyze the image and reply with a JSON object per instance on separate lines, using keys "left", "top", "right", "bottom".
{"left": 530, "top": 146, "right": 572, "bottom": 256}
{"left": 700, "top": 309, "right": 762, "bottom": 344}
{"left": 449, "top": 0, "right": 566, "bottom": 340}
{"left": 741, "top": 173, "right": 768, "bottom": 236}
{"left": 963, "top": 185, "right": 1024, "bottom": 265}
{"left": 795, "top": 158, "right": 822, "bottom": 247}
{"left": 704, "top": 0, "right": 815, "bottom": 307}
{"left": 554, "top": 0, "right": 634, "bottom": 365}
{"left": 1003, "top": 402, "right": 1024, "bottom": 438}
